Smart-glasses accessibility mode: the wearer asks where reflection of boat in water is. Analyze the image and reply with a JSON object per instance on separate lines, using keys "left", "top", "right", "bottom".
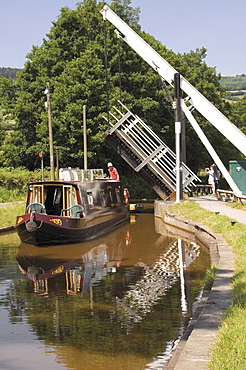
{"left": 15, "top": 168, "right": 129, "bottom": 246}
{"left": 16, "top": 220, "right": 204, "bottom": 318}
{"left": 16, "top": 227, "right": 131, "bottom": 295}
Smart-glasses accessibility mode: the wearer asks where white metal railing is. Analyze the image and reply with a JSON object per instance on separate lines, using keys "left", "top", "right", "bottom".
{"left": 59, "top": 168, "right": 104, "bottom": 181}
{"left": 104, "top": 101, "right": 200, "bottom": 192}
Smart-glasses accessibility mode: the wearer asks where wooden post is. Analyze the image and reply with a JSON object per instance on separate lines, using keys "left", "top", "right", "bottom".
{"left": 56, "top": 147, "right": 59, "bottom": 180}
{"left": 83, "top": 105, "right": 87, "bottom": 170}
{"left": 45, "top": 82, "right": 55, "bottom": 180}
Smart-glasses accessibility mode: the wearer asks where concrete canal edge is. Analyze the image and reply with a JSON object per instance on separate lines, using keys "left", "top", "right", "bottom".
{"left": 154, "top": 200, "right": 235, "bottom": 370}
{"left": 0, "top": 225, "right": 15, "bottom": 234}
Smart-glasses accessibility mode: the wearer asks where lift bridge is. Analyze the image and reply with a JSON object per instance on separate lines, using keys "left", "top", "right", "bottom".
{"left": 101, "top": 5, "right": 246, "bottom": 197}
{"left": 103, "top": 101, "right": 200, "bottom": 200}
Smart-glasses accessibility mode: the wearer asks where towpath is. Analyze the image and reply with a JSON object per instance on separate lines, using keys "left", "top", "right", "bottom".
{"left": 192, "top": 194, "right": 246, "bottom": 224}
{"left": 167, "top": 194, "right": 245, "bottom": 370}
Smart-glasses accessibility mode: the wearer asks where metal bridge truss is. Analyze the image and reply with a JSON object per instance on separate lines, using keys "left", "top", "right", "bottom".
{"left": 103, "top": 101, "right": 200, "bottom": 200}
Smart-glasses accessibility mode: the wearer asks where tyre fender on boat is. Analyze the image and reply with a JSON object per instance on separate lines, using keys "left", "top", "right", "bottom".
{"left": 26, "top": 212, "right": 38, "bottom": 232}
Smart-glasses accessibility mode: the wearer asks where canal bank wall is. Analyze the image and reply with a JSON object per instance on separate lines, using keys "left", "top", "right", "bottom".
{"left": 154, "top": 200, "right": 234, "bottom": 370}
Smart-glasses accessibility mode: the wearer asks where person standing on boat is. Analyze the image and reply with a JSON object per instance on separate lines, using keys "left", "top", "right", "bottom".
{"left": 108, "top": 162, "right": 120, "bottom": 181}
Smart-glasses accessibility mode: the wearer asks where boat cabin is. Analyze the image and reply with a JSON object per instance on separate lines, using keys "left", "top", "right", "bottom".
{"left": 25, "top": 168, "right": 126, "bottom": 218}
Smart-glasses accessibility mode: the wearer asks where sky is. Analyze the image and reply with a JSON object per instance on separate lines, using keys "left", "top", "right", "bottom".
{"left": 0, "top": 0, "right": 245, "bottom": 76}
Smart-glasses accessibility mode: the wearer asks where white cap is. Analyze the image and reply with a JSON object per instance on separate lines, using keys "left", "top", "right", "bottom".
{"left": 107, "top": 162, "right": 113, "bottom": 167}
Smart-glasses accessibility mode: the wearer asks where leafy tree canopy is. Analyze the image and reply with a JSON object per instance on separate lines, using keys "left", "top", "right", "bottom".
{"left": 230, "top": 95, "right": 246, "bottom": 135}
{"left": 0, "top": 0, "right": 242, "bottom": 174}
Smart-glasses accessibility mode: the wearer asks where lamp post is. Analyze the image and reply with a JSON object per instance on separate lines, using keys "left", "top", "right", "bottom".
{"left": 44, "top": 82, "right": 55, "bottom": 180}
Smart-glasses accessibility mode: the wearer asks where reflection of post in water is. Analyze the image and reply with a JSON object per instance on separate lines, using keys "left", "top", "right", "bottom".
{"left": 177, "top": 238, "right": 195, "bottom": 338}
{"left": 54, "top": 297, "right": 60, "bottom": 339}
{"left": 90, "top": 286, "right": 94, "bottom": 314}
{"left": 178, "top": 238, "right": 188, "bottom": 313}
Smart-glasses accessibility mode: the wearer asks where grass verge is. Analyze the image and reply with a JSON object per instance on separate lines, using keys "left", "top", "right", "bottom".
{"left": 170, "top": 200, "right": 246, "bottom": 369}
{"left": 203, "top": 265, "right": 217, "bottom": 291}
{"left": 0, "top": 202, "right": 25, "bottom": 228}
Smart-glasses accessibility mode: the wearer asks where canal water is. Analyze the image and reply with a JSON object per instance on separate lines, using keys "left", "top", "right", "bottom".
{"left": 0, "top": 202, "right": 210, "bottom": 370}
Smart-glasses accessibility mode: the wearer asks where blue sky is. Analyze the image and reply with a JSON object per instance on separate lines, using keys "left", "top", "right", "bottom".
{"left": 0, "top": 0, "right": 245, "bottom": 76}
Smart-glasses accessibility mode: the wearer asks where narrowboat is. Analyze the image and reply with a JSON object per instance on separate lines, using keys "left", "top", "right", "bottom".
{"left": 15, "top": 168, "right": 129, "bottom": 246}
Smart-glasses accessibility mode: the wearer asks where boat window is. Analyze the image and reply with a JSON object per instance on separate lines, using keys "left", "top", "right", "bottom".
{"left": 100, "top": 190, "right": 106, "bottom": 207}
{"left": 87, "top": 191, "right": 94, "bottom": 208}
{"left": 115, "top": 188, "right": 121, "bottom": 204}
{"left": 44, "top": 186, "right": 63, "bottom": 215}
{"left": 109, "top": 189, "right": 113, "bottom": 203}
{"left": 29, "top": 185, "right": 43, "bottom": 204}
{"left": 106, "top": 185, "right": 114, "bottom": 206}
{"left": 62, "top": 186, "right": 77, "bottom": 213}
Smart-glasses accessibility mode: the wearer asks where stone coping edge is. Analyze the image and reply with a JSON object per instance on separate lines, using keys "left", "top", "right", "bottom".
{"left": 162, "top": 211, "right": 235, "bottom": 370}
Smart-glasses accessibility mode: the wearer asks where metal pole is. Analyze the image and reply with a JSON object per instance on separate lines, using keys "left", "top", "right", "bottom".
{"left": 56, "top": 147, "right": 59, "bottom": 180}
{"left": 83, "top": 105, "right": 87, "bottom": 170}
{"left": 39, "top": 151, "right": 44, "bottom": 181}
{"left": 174, "top": 73, "right": 183, "bottom": 202}
{"left": 45, "top": 82, "right": 55, "bottom": 180}
{"left": 178, "top": 239, "right": 188, "bottom": 313}
{"left": 181, "top": 109, "right": 186, "bottom": 164}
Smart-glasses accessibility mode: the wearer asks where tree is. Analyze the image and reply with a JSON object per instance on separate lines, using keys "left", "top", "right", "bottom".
{"left": 230, "top": 95, "right": 246, "bottom": 136}
{"left": 0, "top": 0, "right": 234, "bottom": 174}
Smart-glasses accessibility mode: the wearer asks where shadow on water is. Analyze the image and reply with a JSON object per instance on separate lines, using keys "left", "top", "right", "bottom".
{"left": 0, "top": 202, "right": 210, "bottom": 370}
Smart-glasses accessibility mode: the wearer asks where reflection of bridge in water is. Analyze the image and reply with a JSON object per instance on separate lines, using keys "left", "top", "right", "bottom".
{"left": 114, "top": 238, "right": 200, "bottom": 327}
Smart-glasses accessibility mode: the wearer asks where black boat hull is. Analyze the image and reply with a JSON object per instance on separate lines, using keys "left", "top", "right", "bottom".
{"left": 16, "top": 211, "right": 129, "bottom": 246}
{"left": 15, "top": 176, "right": 130, "bottom": 246}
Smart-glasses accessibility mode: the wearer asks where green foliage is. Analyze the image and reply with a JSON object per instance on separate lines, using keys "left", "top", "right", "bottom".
{"left": 0, "top": 167, "right": 46, "bottom": 202}
{"left": 0, "top": 76, "right": 16, "bottom": 107}
{"left": 229, "top": 95, "right": 246, "bottom": 135}
{"left": 221, "top": 75, "right": 246, "bottom": 91}
{"left": 0, "top": 202, "right": 25, "bottom": 227}
{"left": 0, "top": 67, "right": 21, "bottom": 79}
{"left": 220, "top": 75, "right": 246, "bottom": 102}
{"left": 203, "top": 265, "right": 217, "bottom": 290}
{"left": 121, "top": 173, "right": 157, "bottom": 199}
{"left": 0, "top": 0, "right": 240, "bottom": 175}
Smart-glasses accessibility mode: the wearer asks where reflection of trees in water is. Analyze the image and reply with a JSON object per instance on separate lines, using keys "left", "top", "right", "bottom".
{"left": 0, "top": 279, "right": 30, "bottom": 324}
{"left": 0, "top": 231, "right": 208, "bottom": 362}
